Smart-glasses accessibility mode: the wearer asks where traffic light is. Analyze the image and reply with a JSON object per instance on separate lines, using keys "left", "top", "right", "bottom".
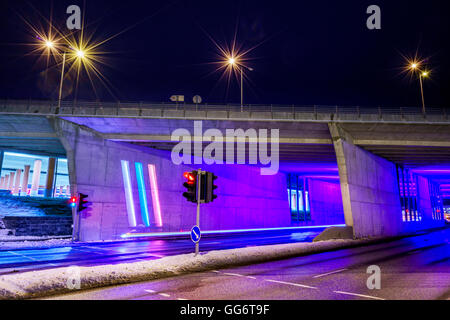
{"left": 205, "top": 172, "right": 218, "bottom": 203}
{"left": 69, "top": 196, "right": 77, "bottom": 208}
{"left": 78, "top": 193, "right": 90, "bottom": 212}
{"left": 183, "top": 171, "right": 198, "bottom": 203}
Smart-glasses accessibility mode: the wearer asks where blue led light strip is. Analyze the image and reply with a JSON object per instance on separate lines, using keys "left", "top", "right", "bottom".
{"left": 135, "top": 162, "right": 150, "bottom": 227}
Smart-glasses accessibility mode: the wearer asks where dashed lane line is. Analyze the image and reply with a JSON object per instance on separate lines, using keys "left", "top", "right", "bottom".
{"left": 313, "top": 268, "right": 348, "bottom": 278}
{"left": 158, "top": 293, "right": 171, "bottom": 297}
{"left": 265, "top": 279, "right": 318, "bottom": 290}
{"left": 7, "top": 251, "right": 57, "bottom": 266}
{"left": 333, "top": 290, "right": 385, "bottom": 300}
{"left": 223, "top": 272, "right": 246, "bottom": 277}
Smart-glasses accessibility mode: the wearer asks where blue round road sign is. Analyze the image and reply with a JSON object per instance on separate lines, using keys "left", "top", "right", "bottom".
{"left": 191, "top": 225, "right": 201, "bottom": 243}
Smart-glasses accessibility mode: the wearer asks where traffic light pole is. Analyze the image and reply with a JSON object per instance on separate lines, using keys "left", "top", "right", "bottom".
{"left": 195, "top": 169, "right": 202, "bottom": 256}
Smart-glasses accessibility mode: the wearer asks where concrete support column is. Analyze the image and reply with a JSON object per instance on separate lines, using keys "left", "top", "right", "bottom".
{"left": 329, "top": 123, "right": 403, "bottom": 238}
{"left": 21, "top": 165, "right": 31, "bottom": 196}
{"left": 0, "top": 176, "right": 4, "bottom": 189}
{"left": 3, "top": 174, "right": 10, "bottom": 190}
{"left": 30, "top": 160, "right": 42, "bottom": 196}
{"left": 44, "top": 158, "right": 56, "bottom": 198}
{"left": 8, "top": 172, "right": 15, "bottom": 191}
{"left": 13, "top": 169, "right": 22, "bottom": 195}
{"left": 329, "top": 123, "right": 355, "bottom": 228}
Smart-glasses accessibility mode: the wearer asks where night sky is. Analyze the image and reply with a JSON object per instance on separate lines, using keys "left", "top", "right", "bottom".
{"left": 0, "top": 0, "right": 449, "bottom": 108}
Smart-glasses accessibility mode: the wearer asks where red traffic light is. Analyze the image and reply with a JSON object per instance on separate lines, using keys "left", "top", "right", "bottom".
{"left": 183, "top": 172, "right": 196, "bottom": 184}
{"left": 69, "top": 196, "right": 77, "bottom": 208}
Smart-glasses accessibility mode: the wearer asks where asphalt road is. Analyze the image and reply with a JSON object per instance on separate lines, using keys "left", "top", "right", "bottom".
{"left": 0, "top": 227, "right": 323, "bottom": 275}
{"left": 44, "top": 228, "right": 450, "bottom": 300}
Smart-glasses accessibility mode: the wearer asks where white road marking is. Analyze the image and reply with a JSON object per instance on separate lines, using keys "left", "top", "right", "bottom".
{"left": 313, "top": 268, "right": 348, "bottom": 278}
{"left": 334, "top": 290, "right": 385, "bottom": 300}
{"left": 211, "top": 270, "right": 220, "bottom": 273}
{"left": 144, "top": 289, "right": 155, "bottom": 293}
{"left": 159, "top": 293, "right": 170, "bottom": 297}
{"left": 246, "top": 276, "right": 257, "bottom": 279}
{"left": 7, "top": 251, "right": 57, "bottom": 266}
{"left": 7, "top": 251, "right": 38, "bottom": 261}
{"left": 177, "top": 298, "right": 188, "bottom": 300}
{"left": 223, "top": 272, "right": 246, "bottom": 277}
{"left": 265, "top": 279, "right": 318, "bottom": 290}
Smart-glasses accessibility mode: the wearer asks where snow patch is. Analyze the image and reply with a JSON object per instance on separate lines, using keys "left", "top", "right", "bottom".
{"left": 0, "top": 237, "right": 72, "bottom": 250}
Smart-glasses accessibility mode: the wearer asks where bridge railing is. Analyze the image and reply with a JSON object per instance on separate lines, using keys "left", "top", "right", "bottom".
{"left": 0, "top": 99, "right": 448, "bottom": 121}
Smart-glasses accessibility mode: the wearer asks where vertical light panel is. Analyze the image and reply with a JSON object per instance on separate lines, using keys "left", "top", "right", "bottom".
{"left": 148, "top": 164, "right": 163, "bottom": 227}
{"left": 135, "top": 162, "right": 150, "bottom": 227}
{"left": 121, "top": 160, "right": 137, "bottom": 227}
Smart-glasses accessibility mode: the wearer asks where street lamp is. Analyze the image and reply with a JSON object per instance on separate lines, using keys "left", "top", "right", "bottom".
{"left": 37, "top": 35, "right": 88, "bottom": 113}
{"left": 228, "top": 57, "right": 253, "bottom": 112}
{"left": 56, "top": 47, "right": 86, "bottom": 113}
{"left": 408, "top": 62, "right": 429, "bottom": 114}
{"left": 419, "top": 71, "right": 429, "bottom": 114}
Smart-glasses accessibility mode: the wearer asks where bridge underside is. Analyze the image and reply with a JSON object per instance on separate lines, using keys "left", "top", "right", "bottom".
{"left": 0, "top": 113, "right": 449, "bottom": 240}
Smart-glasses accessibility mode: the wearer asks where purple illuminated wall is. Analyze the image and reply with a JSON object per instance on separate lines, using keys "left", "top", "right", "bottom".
{"left": 56, "top": 119, "right": 292, "bottom": 241}
{"left": 308, "top": 179, "right": 345, "bottom": 225}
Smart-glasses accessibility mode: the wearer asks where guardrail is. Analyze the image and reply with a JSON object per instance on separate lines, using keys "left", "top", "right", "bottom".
{"left": 0, "top": 99, "right": 448, "bottom": 122}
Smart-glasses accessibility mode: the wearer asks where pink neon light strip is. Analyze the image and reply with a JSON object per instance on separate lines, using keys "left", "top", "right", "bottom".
{"left": 148, "top": 164, "right": 163, "bottom": 227}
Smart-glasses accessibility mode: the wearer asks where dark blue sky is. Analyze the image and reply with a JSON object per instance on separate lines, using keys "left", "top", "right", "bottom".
{"left": 0, "top": 0, "right": 449, "bottom": 107}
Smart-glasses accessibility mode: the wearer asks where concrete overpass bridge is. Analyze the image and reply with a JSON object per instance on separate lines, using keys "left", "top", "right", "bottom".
{"left": 0, "top": 99, "right": 449, "bottom": 241}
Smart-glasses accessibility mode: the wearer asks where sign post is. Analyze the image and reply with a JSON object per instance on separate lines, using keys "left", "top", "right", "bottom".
{"left": 195, "top": 169, "right": 202, "bottom": 256}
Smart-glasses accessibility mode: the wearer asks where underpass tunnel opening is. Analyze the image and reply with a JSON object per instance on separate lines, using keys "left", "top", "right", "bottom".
{"left": 0, "top": 151, "right": 70, "bottom": 199}
{"left": 115, "top": 140, "right": 346, "bottom": 239}
{"left": 357, "top": 143, "right": 450, "bottom": 227}
{"left": 0, "top": 150, "right": 73, "bottom": 238}
{"left": 281, "top": 162, "right": 344, "bottom": 227}
{"left": 409, "top": 165, "right": 450, "bottom": 223}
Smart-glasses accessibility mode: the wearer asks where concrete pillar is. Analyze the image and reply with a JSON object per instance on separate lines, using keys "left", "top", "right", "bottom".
{"left": 20, "top": 165, "right": 31, "bottom": 196}
{"left": 329, "top": 123, "right": 403, "bottom": 238}
{"left": 3, "top": 174, "right": 9, "bottom": 190}
{"left": 30, "top": 159, "right": 42, "bottom": 196}
{"left": 8, "top": 172, "right": 15, "bottom": 191}
{"left": 44, "top": 158, "right": 56, "bottom": 198}
{"left": 66, "top": 185, "right": 70, "bottom": 196}
{"left": 0, "top": 176, "right": 4, "bottom": 189}
{"left": 329, "top": 123, "right": 355, "bottom": 228}
{"left": 13, "top": 169, "right": 22, "bottom": 195}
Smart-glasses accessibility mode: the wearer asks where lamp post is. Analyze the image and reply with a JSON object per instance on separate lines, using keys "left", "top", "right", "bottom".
{"left": 410, "top": 63, "right": 429, "bottom": 114}
{"left": 419, "top": 71, "right": 428, "bottom": 114}
{"left": 57, "top": 51, "right": 67, "bottom": 113}
{"left": 41, "top": 39, "right": 86, "bottom": 114}
{"left": 228, "top": 57, "right": 253, "bottom": 112}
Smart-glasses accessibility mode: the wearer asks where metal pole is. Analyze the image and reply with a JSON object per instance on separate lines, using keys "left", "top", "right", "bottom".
{"left": 419, "top": 75, "right": 426, "bottom": 114}
{"left": 195, "top": 169, "right": 201, "bottom": 256}
{"left": 57, "top": 52, "right": 66, "bottom": 114}
{"left": 240, "top": 67, "right": 243, "bottom": 112}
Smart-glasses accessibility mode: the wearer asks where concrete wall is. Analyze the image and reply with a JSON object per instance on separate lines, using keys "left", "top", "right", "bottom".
{"left": 2, "top": 216, "right": 72, "bottom": 236}
{"left": 309, "top": 179, "right": 345, "bottom": 226}
{"left": 55, "top": 119, "right": 291, "bottom": 241}
{"left": 336, "top": 140, "right": 403, "bottom": 238}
